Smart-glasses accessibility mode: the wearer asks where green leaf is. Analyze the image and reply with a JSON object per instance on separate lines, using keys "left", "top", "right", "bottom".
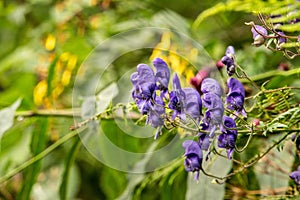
{"left": 59, "top": 136, "right": 81, "bottom": 200}
{"left": 17, "top": 118, "right": 48, "bottom": 200}
{"left": 116, "top": 143, "right": 158, "bottom": 200}
{"left": 254, "top": 137, "right": 295, "bottom": 193}
{"left": 186, "top": 152, "right": 232, "bottom": 200}
{"left": 0, "top": 99, "right": 21, "bottom": 141}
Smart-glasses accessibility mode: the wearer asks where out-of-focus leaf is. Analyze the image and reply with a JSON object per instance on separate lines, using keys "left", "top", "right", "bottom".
{"left": 115, "top": 143, "right": 158, "bottom": 200}
{"left": 59, "top": 136, "right": 81, "bottom": 200}
{"left": 31, "top": 163, "right": 80, "bottom": 200}
{"left": 186, "top": 152, "right": 232, "bottom": 200}
{"left": 17, "top": 118, "right": 48, "bottom": 200}
{"left": 0, "top": 99, "right": 21, "bottom": 141}
{"left": 96, "top": 82, "right": 119, "bottom": 113}
{"left": 254, "top": 139, "right": 295, "bottom": 194}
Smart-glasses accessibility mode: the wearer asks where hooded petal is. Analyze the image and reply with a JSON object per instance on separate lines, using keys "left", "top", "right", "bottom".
{"left": 136, "top": 64, "right": 156, "bottom": 98}
{"left": 182, "top": 88, "right": 202, "bottom": 120}
{"left": 227, "top": 78, "right": 245, "bottom": 96}
{"left": 201, "top": 78, "right": 223, "bottom": 97}
{"left": 153, "top": 58, "right": 170, "bottom": 90}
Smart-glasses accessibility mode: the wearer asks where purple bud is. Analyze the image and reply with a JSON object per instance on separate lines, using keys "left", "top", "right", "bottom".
{"left": 251, "top": 25, "right": 268, "bottom": 46}
{"left": 277, "top": 31, "right": 287, "bottom": 45}
{"left": 225, "top": 46, "right": 235, "bottom": 58}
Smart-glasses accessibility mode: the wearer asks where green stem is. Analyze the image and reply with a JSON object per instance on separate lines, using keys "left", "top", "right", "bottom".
{"left": 240, "top": 68, "right": 300, "bottom": 84}
{"left": 0, "top": 128, "right": 84, "bottom": 184}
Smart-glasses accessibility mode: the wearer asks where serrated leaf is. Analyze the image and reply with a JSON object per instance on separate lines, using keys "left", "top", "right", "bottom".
{"left": 0, "top": 99, "right": 21, "bottom": 141}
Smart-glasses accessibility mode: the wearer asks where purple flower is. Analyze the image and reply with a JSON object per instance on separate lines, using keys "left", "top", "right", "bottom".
{"left": 169, "top": 73, "right": 185, "bottom": 119}
{"left": 218, "top": 116, "right": 237, "bottom": 159}
{"left": 198, "top": 133, "right": 210, "bottom": 151}
{"left": 290, "top": 166, "right": 300, "bottom": 186}
{"left": 277, "top": 31, "right": 287, "bottom": 47}
{"left": 221, "top": 46, "right": 236, "bottom": 76}
{"left": 182, "top": 140, "right": 203, "bottom": 180}
{"left": 182, "top": 88, "right": 202, "bottom": 121}
{"left": 201, "top": 78, "right": 223, "bottom": 97}
{"left": 227, "top": 77, "right": 245, "bottom": 95}
{"left": 148, "top": 95, "right": 165, "bottom": 139}
{"left": 153, "top": 58, "right": 170, "bottom": 96}
{"left": 251, "top": 25, "right": 268, "bottom": 46}
{"left": 226, "top": 78, "right": 246, "bottom": 117}
{"left": 202, "top": 93, "right": 224, "bottom": 136}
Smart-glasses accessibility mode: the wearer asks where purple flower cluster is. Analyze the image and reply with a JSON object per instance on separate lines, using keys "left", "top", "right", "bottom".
{"left": 131, "top": 58, "right": 170, "bottom": 139}
{"left": 131, "top": 56, "right": 246, "bottom": 180}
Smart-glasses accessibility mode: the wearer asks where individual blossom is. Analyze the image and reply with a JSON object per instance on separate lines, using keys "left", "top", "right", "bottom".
{"left": 148, "top": 94, "right": 165, "bottom": 139}
{"left": 202, "top": 93, "right": 224, "bottom": 137}
{"left": 169, "top": 74, "right": 202, "bottom": 121}
{"left": 218, "top": 116, "right": 238, "bottom": 159}
{"left": 290, "top": 166, "right": 300, "bottom": 186}
{"left": 226, "top": 78, "right": 247, "bottom": 117}
{"left": 169, "top": 73, "right": 185, "bottom": 120}
{"left": 153, "top": 57, "right": 170, "bottom": 97}
{"left": 221, "top": 46, "right": 236, "bottom": 76}
{"left": 198, "top": 132, "right": 210, "bottom": 151}
{"left": 251, "top": 25, "right": 268, "bottom": 47}
{"left": 201, "top": 78, "right": 223, "bottom": 97}
{"left": 182, "top": 88, "right": 202, "bottom": 121}
{"left": 182, "top": 140, "right": 203, "bottom": 180}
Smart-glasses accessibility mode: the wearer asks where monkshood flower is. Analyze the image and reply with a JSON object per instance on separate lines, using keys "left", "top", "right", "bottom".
{"left": 198, "top": 132, "right": 210, "bottom": 151}
{"left": 153, "top": 57, "right": 170, "bottom": 97}
{"left": 182, "top": 88, "right": 202, "bottom": 121}
{"left": 290, "top": 166, "right": 300, "bottom": 186}
{"left": 218, "top": 116, "right": 238, "bottom": 159}
{"left": 201, "top": 78, "right": 223, "bottom": 97}
{"left": 202, "top": 93, "right": 224, "bottom": 137}
{"left": 221, "top": 46, "right": 236, "bottom": 76}
{"left": 182, "top": 140, "right": 203, "bottom": 180}
{"left": 169, "top": 74, "right": 202, "bottom": 121}
{"left": 226, "top": 78, "right": 247, "bottom": 117}
{"left": 148, "top": 95, "right": 165, "bottom": 139}
{"left": 251, "top": 25, "right": 268, "bottom": 46}
{"left": 169, "top": 73, "right": 185, "bottom": 120}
